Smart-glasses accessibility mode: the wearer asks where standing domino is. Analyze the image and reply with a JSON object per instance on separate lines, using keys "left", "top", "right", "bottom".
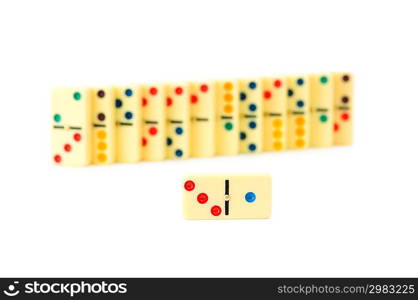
{"left": 309, "top": 74, "right": 334, "bottom": 147}
{"left": 189, "top": 81, "right": 215, "bottom": 158}
{"left": 142, "top": 84, "right": 166, "bottom": 161}
{"left": 262, "top": 77, "right": 287, "bottom": 151}
{"left": 91, "top": 87, "right": 116, "bottom": 164}
{"left": 115, "top": 86, "right": 142, "bottom": 163}
{"left": 286, "top": 75, "right": 310, "bottom": 149}
{"left": 333, "top": 73, "right": 353, "bottom": 145}
{"left": 238, "top": 79, "right": 263, "bottom": 153}
{"left": 215, "top": 80, "right": 239, "bottom": 155}
{"left": 166, "top": 83, "right": 190, "bottom": 159}
{"left": 183, "top": 174, "right": 271, "bottom": 220}
{"left": 51, "top": 88, "right": 92, "bottom": 166}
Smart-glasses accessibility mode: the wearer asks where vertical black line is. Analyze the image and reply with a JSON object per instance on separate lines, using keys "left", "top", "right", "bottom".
{"left": 225, "top": 179, "right": 229, "bottom": 215}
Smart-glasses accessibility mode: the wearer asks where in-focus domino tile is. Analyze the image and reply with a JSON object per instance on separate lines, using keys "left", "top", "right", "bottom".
{"left": 333, "top": 73, "right": 353, "bottom": 145}
{"left": 262, "top": 77, "right": 287, "bottom": 151}
{"left": 166, "top": 83, "right": 190, "bottom": 159}
{"left": 286, "top": 75, "right": 310, "bottom": 149}
{"left": 91, "top": 87, "right": 116, "bottom": 164}
{"left": 115, "top": 86, "right": 142, "bottom": 163}
{"left": 183, "top": 174, "right": 272, "bottom": 220}
{"left": 309, "top": 74, "right": 334, "bottom": 147}
{"left": 189, "top": 81, "right": 215, "bottom": 158}
{"left": 215, "top": 80, "right": 239, "bottom": 155}
{"left": 238, "top": 79, "right": 263, "bottom": 153}
{"left": 51, "top": 88, "right": 92, "bottom": 166}
{"left": 142, "top": 84, "right": 166, "bottom": 161}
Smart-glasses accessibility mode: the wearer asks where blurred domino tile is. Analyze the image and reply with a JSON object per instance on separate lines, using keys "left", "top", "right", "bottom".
{"left": 51, "top": 73, "right": 353, "bottom": 166}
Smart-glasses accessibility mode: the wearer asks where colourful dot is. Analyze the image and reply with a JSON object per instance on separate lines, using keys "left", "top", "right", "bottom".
{"left": 334, "top": 123, "right": 339, "bottom": 132}
{"left": 197, "top": 193, "right": 208, "bottom": 204}
{"left": 249, "top": 121, "right": 257, "bottom": 129}
{"left": 295, "top": 139, "right": 305, "bottom": 148}
{"left": 224, "top": 93, "right": 233, "bottom": 102}
{"left": 167, "top": 137, "right": 172, "bottom": 146}
{"left": 53, "top": 114, "right": 61, "bottom": 123}
{"left": 224, "top": 82, "right": 233, "bottom": 91}
{"left": 97, "top": 153, "right": 107, "bottom": 163}
{"left": 248, "top": 82, "right": 257, "bottom": 89}
{"left": 175, "top": 127, "right": 183, "bottom": 135}
{"left": 273, "top": 141, "right": 283, "bottom": 151}
{"left": 191, "top": 95, "right": 198, "bottom": 104}
{"left": 97, "top": 130, "right": 106, "bottom": 140}
{"left": 288, "top": 89, "right": 294, "bottom": 97}
{"left": 273, "top": 130, "right": 282, "bottom": 139}
{"left": 224, "top": 122, "right": 233, "bottom": 131}
{"left": 73, "top": 133, "right": 81, "bottom": 142}
{"left": 73, "top": 92, "right": 81, "bottom": 100}
{"left": 296, "top": 100, "right": 304, "bottom": 108}
{"left": 211, "top": 205, "right": 222, "bottom": 216}
{"left": 248, "top": 144, "right": 256, "bottom": 152}
{"left": 150, "top": 87, "right": 158, "bottom": 95}
{"left": 125, "top": 111, "right": 133, "bottom": 120}
{"left": 64, "top": 144, "right": 71, "bottom": 152}
{"left": 296, "top": 128, "right": 305, "bottom": 137}
{"left": 249, "top": 104, "right": 257, "bottom": 111}
{"left": 166, "top": 97, "right": 173, "bottom": 106}
{"left": 115, "top": 99, "right": 122, "bottom": 108}
{"left": 341, "top": 112, "right": 350, "bottom": 121}
{"left": 296, "top": 78, "right": 304, "bottom": 86}
{"left": 274, "top": 79, "right": 282, "bottom": 88}
{"left": 245, "top": 192, "right": 256, "bottom": 203}
{"left": 273, "top": 118, "right": 282, "bottom": 128}
{"left": 142, "top": 98, "right": 148, "bottom": 106}
{"left": 200, "top": 84, "right": 209, "bottom": 92}
{"left": 320, "top": 76, "right": 328, "bottom": 84}
{"left": 54, "top": 155, "right": 62, "bottom": 163}
{"left": 224, "top": 104, "right": 233, "bottom": 113}
{"left": 97, "top": 113, "right": 105, "bottom": 121}
{"left": 342, "top": 96, "right": 349, "bottom": 104}
{"left": 295, "top": 116, "right": 305, "bottom": 126}
{"left": 184, "top": 180, "right": 195, "bottom": 191}
{"left": 125, "top": 89, "right": 133, "bottom": 97}
{"left": 175, "top": 87, "right": 183, "bottom": 95}
{"left": 264, "top": 91, "right": 272, "bottom": 99}
{"left": 319, "top": 114, "right": 328, "bottom": 123}
{"left": 240, "top": 92, "right": 247, "bottom": 101}
{"left": 240, "top": 132, "right": 246, "bottom": 140}
{"left": 175, "top": 149, "right": 183, "bottom": 157}
{"left": 142, "top": 137, "right": 148, "bottom": 146}
{"left": 97, "top": 90, "right": 105, "bottom": 98}
{"left": 149, "top": 127, "right": 158, "bottom": 136}
{"left": 98, "top": 141, "right": 107, "bottom": 151}
{"left": 342, "top": 74, "right": 350, "bottom": 82}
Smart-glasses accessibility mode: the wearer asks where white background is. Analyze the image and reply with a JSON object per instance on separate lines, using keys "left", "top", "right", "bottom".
{"left": 0, "top": 0, "right": 417, "bottom": 277}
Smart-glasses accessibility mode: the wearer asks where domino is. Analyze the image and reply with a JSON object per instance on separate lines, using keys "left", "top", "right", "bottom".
{"left": 51, "top": 88, "right": 92, "bottom": 166}
{"left": 286, "top": 75, "right": 310, "bottom": 149}
{"left": 215, "top": 80, "right": 239, "bottom": 155}
{"left": 238, "top": 79, "right": 263, "bottom": 153}
{"left": 333, "top": 73, "right": 353, "bottom": 145}
{"left": 309, "top": 74, "right": 334, "bottom": 147}
{"left": 91, "top": 87, "right": 116, "bottom": 164}
{"left": 142, "top": 84, "right": 166, "bottom": 161}
{"left": 166, "top": 83, "right": 190, "bottom": 159}
{"left": 262, "top": 77, "right": 287, "bottom": 151}
{"left": 183, "top": 174, "right": 271, "bottom": 220}
{"left": 189, "top": 81, "right": 215, "bottom": 158}
{"left": 115, "top": 86, "right": 142, "bottom": 163}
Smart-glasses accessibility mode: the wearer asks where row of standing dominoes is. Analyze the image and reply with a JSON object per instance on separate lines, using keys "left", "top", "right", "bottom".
{"left": 51, "top": 73, "right": 353, "bottom": 166}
